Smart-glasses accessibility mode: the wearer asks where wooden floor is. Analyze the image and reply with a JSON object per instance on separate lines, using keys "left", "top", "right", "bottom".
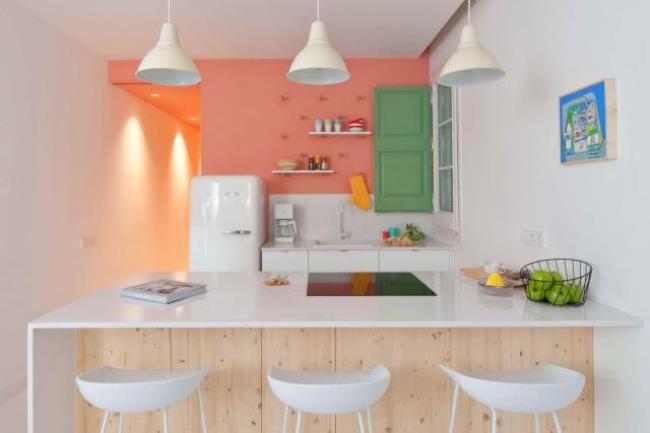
{"left": 76, "top": 328, "right": 593, "bottom": 433}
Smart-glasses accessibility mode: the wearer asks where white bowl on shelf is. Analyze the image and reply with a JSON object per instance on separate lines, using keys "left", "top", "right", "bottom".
{"left": 277, "top": 159, "right": 299, "bottom": 170}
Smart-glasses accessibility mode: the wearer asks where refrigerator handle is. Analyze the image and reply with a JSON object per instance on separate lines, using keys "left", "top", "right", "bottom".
{"left": 222, "top": 229, "right": 252, "bottom": 235}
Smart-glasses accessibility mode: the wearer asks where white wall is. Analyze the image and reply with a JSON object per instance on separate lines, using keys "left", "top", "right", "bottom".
{"left": 429, "top": 0, "right": 649, "bottom": 430}
{"left": 0, "top": 0, "right": 200, "bottom": 430}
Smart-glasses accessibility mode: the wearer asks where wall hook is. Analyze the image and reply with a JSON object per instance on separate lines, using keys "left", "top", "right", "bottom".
{"left": 280, "top": 134, "right": 289, "bottom": 140}
{"left": 280, "top": 95, "right": 290, "bottom": 102}
{"left": 356, "top": 95, "right": 367, "bottom": 102}
{"left": 299, "top": 114, "right": 308, "bottom": 120}
{"left": 319, "top": 94, "right": 328, "bottom": 102}
{"left": 338, "top": 152, "right": 348, "bottom": 158}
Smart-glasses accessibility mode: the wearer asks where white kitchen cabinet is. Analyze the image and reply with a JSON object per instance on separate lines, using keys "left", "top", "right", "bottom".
{"left": 262, "top": 250, "right": 309, "bottom": 272}
{"left": 379, "top": 249, "right": 450, "bottom": 272}
{"left": 308, "top": 250, "right": 379, "bottom": 272}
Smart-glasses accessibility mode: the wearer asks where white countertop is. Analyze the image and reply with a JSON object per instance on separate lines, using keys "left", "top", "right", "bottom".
{"left": 262, "top": 239, "right": 452, "bottom": 251}
{"left": 29, "top": 272, "right": 642, "bottom": 330}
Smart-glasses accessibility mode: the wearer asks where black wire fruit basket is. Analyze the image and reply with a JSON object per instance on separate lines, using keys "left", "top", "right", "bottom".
{"left": 519, "top": 258, "right": 592, "bottom": 306}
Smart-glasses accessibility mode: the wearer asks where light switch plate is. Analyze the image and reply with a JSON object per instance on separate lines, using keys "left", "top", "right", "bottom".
{"left": 79, "top": 235, "right": 96, "bottom": 250}
{"left": 521, "top": 229, "right": 546, "bottom": 247}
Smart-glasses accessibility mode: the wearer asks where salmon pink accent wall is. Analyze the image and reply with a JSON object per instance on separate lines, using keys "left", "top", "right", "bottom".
{"left": 198, "top": 58, "right": 429, "bottom": 193}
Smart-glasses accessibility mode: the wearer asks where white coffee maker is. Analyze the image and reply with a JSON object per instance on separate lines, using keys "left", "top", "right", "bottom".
{"left": 274, "top": 203, "right": 298, "bottom": 243}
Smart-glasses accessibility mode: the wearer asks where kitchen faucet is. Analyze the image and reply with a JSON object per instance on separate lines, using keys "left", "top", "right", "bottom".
{"left": 337, "top": 200, "right": 350, "bottom": 240}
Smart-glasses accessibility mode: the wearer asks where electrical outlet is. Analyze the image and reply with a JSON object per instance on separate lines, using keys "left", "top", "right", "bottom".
{"left": 521, "top": 229, "right": 546, "bottom": 247}
{"left": 79, "top": 234, "right": 96, "bottom": 250}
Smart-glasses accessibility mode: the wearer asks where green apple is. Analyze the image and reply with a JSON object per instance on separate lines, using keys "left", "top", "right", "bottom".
{"left": 526, "top": 270, "right": 554, "bottom": 301}
{"left": 565, "top": 283, "right": 583, "bottom": 304}
{"left": 549, "top": 271, "right": 564, "bottom": 282}
{"left": 546, "top": 283, "right": 570, "bottom": 305}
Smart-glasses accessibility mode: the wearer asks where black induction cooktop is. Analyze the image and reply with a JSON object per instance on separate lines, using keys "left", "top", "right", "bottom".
{"left": 307, "top": 272, "right": 436, "bottom": 296}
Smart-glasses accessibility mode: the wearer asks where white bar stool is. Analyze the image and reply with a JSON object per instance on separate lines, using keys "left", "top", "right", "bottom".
{"left": 440, "top": 364, "right": 585, "bottom": 433}
{"left": 76, "top": 366, "right": 211, "bottom": 433}
{"left": 267, "top": 365, "right": 391, "bottom": 433}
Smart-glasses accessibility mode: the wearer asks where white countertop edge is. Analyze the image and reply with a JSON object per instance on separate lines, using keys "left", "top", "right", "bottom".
{"left": 29, "top": 318, "right": 643, "bottom": 330}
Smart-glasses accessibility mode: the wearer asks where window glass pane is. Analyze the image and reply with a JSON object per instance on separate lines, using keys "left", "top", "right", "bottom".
{"left": 438, "top": 122, "right": 453, "bottom": 167}
{"left": 439, "top": 169, "right": 454, "bottom": 212}
{"left": 437, "top": 84, "right": 452, "bottom": 122}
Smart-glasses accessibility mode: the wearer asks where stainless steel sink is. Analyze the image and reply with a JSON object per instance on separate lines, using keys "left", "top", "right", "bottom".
{"left": 313, "top": 239, "right": 374, "bottom": 249}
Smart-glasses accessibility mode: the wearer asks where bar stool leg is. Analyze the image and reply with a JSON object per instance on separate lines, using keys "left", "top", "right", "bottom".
{"left": 295, "top": 410, "right": 302, "bottom": 433}
{"left": 365, "top": 407, "right": 373, "bottom": 433}
{"left": 552, "top": 412, "right": 562, "bottom": 433}
{"left": 163, "top": 408, "right": 169, "bottom": 433}
{"left": 533, "top": 413, "right": 541, "bottom": 433}
{"left": 282, "top": 405, "right": 289, "bottom": 433}
{"left": 448, "top": 383, "right": 459, "bottom": 433}
{"left": 357, "top": 412, "right": 366, "bottom": 433}
{"left": 197, "top": 387, "right": 208, "bottom": 433}
{"left": 118, "top": 413, "right": 124, "bottom": 433}
{"left": 490, "top": 407, "right": 498, "bottom": 433}
{"left": 99, "top": 411, "right": 109, "bottom": 433}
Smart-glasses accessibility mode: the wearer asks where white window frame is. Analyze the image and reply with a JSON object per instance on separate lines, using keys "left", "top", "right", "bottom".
{"left": 431, "top": 76, "right": 461, "bottom": 237}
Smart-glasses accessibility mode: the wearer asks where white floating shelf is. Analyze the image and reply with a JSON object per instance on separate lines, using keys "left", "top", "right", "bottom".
{"left": 272, "top": 170, "right": 335, "bottom": 175}
{"left": 309, "top": 131, "right": 372, "bottom": 136}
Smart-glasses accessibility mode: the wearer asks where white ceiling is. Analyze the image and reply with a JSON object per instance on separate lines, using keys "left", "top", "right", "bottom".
{"left": 13, "top": 0, "right": 462, "bottom": 59}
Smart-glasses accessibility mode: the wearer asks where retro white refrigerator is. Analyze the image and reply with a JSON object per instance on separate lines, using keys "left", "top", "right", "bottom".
{"left": 189, "top": 175, "right": 265, "bottom": 271}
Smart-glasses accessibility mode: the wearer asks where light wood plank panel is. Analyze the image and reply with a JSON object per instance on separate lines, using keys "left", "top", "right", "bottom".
{"left": 511, "top": 328, "right": 593, "bottom": 433}
{"left": 76, "top": 328, "right": 180, "bottom": 433}
{"left": 450, "top": 328, "right": 593, "bottom": 433}
{"left": 262, "top": 329, "right": 336, "bottom": 433}
{"left": 450, "top": 328, "right": 516, "bottom": 433}
{"left": 335, "top": 329, "right": 452, "bottom": 433}
{"left": 187, "top": 329, "right": 262, "bottom": 433}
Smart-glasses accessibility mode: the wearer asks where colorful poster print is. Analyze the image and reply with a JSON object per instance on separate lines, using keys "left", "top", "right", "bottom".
{"left": 559, "top": 79, "right": 617, "bottom": 164}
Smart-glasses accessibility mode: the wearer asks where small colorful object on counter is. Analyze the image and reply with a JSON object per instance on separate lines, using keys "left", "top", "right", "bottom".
{"left": 382, "top": 230, "right": 390, "bottom": 241}
{"left": 383, "top": 223, "right": 427, "bottom": 247}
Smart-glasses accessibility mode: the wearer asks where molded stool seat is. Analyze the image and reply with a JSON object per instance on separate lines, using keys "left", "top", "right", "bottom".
{"left": 440, "top": 364, "right": 585, "bottom": 433}
{"left": 76, "top": 366, "right": 211, "bottom": 433}
{"left": 267, "top": 365, "right": 390, "bottom": 433}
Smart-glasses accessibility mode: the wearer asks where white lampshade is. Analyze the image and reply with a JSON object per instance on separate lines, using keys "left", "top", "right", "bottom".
{"left": 287, "top": 20, "right": 349, "bottom": 85}
{"left": 136, "top": 22, "right": 201, "bottom": 86}
{"left": 438, "top": 24, "right": 505, "bottom": 87}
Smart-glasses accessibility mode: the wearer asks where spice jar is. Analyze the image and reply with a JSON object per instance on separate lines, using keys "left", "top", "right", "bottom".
{"left": 320, "top": 157, "right": 329, "bottom": 170}
{"left": 313, "top": 154, "right": 322, "bottom": 170}
{"left": 308, "top": 156, "right": 315, "bottom": 170}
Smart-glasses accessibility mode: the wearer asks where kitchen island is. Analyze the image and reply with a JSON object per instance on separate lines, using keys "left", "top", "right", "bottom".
{"left": 28, "top": 271, "right": 641, "bottom": 433}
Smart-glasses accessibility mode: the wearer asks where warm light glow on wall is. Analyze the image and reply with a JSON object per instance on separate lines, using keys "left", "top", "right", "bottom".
{"left": 119, "top": 116, "right": 149, "bottom": 178}
{"left": 170, "top": 131, "right": 190, "bottom": 197}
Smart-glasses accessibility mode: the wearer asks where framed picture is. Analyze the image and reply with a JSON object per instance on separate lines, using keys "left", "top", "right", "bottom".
{"left": 559, "top": 78, "right": 617, "bottom": 164}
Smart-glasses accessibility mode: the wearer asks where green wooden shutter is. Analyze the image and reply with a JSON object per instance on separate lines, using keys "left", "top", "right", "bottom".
{"left": 373, "top": 86, "right": 433, "bottom": 212}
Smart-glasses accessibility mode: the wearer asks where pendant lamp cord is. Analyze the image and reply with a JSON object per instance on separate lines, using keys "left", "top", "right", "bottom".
{"left": 467, "top": 0, "right": 471, "bottom": 24}
{"left": 167, "top": 0, "right": 172, "bottom": 23}
{"left": 317, "top": 0, "right": 321, "bottom": 21}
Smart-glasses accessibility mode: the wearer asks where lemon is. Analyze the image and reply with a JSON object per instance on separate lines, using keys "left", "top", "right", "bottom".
{"left": 486, "top": 272, "right": 505, "bottom": 287}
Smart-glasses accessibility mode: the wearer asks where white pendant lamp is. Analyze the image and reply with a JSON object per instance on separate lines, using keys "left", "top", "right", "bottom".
{"left": 438, "top": 0, "right": 504, "bottom": 87}
{"left": 136, "top": 0, "right": 201, "bottom": 86}
{"left": 288, "top": 0, "right": 349, "bottom": 85}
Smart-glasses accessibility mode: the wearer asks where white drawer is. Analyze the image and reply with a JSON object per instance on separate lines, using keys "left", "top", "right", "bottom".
{"left": 262, "top": 251, "right": 309, "bottom": 272}
{"left": 308, "top": 250, "right": 379, "bottom": 272}
{"left": 379, "top": 249, "right": 450, "bottom": 272}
